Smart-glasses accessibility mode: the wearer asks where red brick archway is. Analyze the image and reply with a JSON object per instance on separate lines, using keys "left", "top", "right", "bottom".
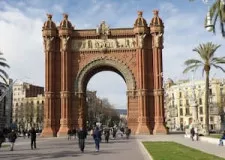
{"left": 41, "top": 10, "right": 167, "bottom": 137}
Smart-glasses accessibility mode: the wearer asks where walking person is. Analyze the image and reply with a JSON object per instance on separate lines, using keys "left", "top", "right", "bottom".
{"left": 8, "top": 130, "right": 17, "bottom": 151}
{"left": 72, "top": 128, "right": 77, "bottom": 139}
{"left": 30, "top": 127, "right": 37, "bottom": 150}
{"left": 77, "top": 128, "right": 87, "bottom": 152}
{"left": 104, "top": 128, "right": 110, "bottom": 143}
{"left": 219, "top": 131, "right": 225, "bottom": 146}
{"left": 93, "top": 127, "right": 101, "bottom": 152}
{"left": 190, "top": 127, "right": 195, "bottom": 141}
{"left": 0, "top": 130, "right": 5, "bottom": 148}
{"left": 67, "top": 129, "right": 72, "bottom": 140}
{"left": 194, "top": 127, "right": 198, "bottom": 141}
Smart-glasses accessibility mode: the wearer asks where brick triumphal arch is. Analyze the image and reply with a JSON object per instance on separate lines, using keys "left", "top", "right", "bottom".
{"left": 41, "top": 10, "right": 167, "bottom": 137}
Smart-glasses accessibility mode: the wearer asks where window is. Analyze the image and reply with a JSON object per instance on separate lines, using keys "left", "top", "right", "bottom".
{"left": 186, "top": 99, "right": 189, "bottom": 105}
{"left": 209, "top": 89, "right": 212, "bottom": 95}
{"left": 200, "top": 117, "right": 203, "bottom": 122}
{"left": 199, "top": 107, "right": 203, "bottom": 114}
{"left": 210, "top": 117, "right": 214, "bottom": 122}
{"left": 179, "top": 92, "right": 182, "bottom": 98}
{"left": 186, "top": 108, "right": 190, "bottom": 115}
{"left": 199, "top": 98, "right": 202, "bottom": 105}
{"left": 180, "top": 108, "right": 183, "bottom": 116}
{"left": 180, "top": 100, "right": 183, "bottom": 106}
{"left": 180, "top": 118, "right": 183, "bottom": 123}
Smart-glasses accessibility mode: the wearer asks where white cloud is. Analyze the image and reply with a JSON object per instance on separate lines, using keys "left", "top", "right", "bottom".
{"left": 0, "top": 2, "right": 45, "bottom": 86}
{"left": 1, "top": 1, "right": 225, "bottom": 109}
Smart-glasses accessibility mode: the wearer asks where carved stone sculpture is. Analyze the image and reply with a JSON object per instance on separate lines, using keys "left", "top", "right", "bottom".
{"left": 154, "top": 33, "right": 163, "bottom": 48}
{"left": 61, "top": 36, "right": 70, "bottom": 51}
{"left": 44, "top": 37, "right": 54, "bottom": 51}
{"left": 138, "top": 34, "right": 146, "bottom": 48}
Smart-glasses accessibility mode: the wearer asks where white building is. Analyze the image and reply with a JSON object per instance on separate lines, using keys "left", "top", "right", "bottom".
{"left": 165, "top": 78, "right": 225, "bottom": 132}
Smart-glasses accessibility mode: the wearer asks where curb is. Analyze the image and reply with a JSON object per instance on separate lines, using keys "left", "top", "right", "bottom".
{"left": 136, "top": 139, "right": 153, "bottom": 160}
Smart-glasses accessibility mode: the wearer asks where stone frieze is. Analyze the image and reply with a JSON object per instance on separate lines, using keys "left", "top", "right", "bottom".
{"left": 72, "top": 38, "right": 136, "bottom": 51}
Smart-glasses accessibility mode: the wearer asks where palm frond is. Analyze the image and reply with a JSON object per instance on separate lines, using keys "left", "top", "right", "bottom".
{"left": 212, "top": 64, "right": 225, "bottom": 73}
{"left": 0, "top": 61, "right": 10, "bottom": 68}
{"left": 0, "top": 69, "right": 9, "bottom": 79}
{"left": 0, "top": 74, "right": 8, "bottom": 84}
{"left": 183, "top": 64, "right": 202, "bottom": 74}
{"left": 211, "top": 57, "right": 225, "bottom": 64}
{"left": 184, "top": 59, "right": 203, "bottom": 66}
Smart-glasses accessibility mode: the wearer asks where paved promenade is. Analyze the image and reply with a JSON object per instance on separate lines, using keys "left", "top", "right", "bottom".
{"left": 0, "top": 136, "right": 147, "bottom": 160}
{"left": 1, "top": 134, "right": 225, "bottom": 160}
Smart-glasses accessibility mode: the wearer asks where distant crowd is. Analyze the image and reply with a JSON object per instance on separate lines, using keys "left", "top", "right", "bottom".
{"left": 0, "top": 126, "right": 132, "bottom": 152}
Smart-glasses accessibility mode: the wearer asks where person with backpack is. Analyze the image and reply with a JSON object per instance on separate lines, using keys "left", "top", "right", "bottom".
{"left": 93, "top": 127, "right": 101, "bottom": 152}
{"left": 77, "top": 128, "right": 87, "bottom": 152}
{"left": 8, "top": 130, "right": 17, "bottom": 151}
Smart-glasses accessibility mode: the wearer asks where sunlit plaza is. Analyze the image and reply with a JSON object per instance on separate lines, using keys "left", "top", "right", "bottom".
{"left": 0, "top": 0, "right": 225, "bottom": 159}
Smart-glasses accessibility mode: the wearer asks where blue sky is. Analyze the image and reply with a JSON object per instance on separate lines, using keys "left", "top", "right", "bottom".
{"left": 0, "top": 0, "right": 224, "bottom": 109}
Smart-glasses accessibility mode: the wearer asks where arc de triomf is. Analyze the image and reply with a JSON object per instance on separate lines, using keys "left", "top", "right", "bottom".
{"left": 41, "top": 10, "right": 167, "bottom": 137}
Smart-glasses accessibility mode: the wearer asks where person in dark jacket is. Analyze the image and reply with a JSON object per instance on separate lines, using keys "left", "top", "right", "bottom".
{"left": 30, "top": 127, "right": 37, "bottom": 149}
{"left": 8, "top": 130, "right": 17, "bottom": 151}
{"left": 77, "top": 128, "right": 87, "bottom": 152}
{"left": 104, "top": 128, "right": 110, "bottom": 143}
{"left": 190, "top": 127, "right": 195, "bottom": 141}
{"left": 93, "top": 127, "right": 101, "bottom": 152}
{"left": 219, "top": 130, "right": 225, "bottom": 146}
{"left": 0, "top": 130, "right": 5, "bottom": 148}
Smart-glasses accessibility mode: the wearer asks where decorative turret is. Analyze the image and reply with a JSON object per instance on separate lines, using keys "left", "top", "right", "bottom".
{"left": 43, "top": 14, "right": 56, "bottom": 30}
{"left": 150, "top": 10, "right": 164, "bottom": 34}
{"left": 59, "top": 13, "right": 73, "bottom": 29}
{"left": 42, "top": 14, "right": 57, "bottom": 38}
{"left": 133, "top": 11, "right": 148, "bottom": 34}
{"left": 59, "top": 14, "right": 73, "bottom": 37}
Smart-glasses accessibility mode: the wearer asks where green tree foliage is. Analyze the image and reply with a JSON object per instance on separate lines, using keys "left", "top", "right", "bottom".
{"left": 183, "top": 42, "right": 225, "bottom": 135}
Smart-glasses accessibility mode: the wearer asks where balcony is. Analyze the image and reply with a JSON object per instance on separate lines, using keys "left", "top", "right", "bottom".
{"left": 209, "top": 107, "right": 220, "bottom": 115}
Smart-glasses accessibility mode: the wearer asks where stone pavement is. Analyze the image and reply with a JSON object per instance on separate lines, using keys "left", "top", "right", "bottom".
{"left": 0, "top": 136, "right": 147, "bottom": 160}
{"left": 1, "top": 134, "right": 225, "bottom": 160}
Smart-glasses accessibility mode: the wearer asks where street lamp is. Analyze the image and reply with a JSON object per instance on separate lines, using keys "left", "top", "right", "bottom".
{"left": 205, "top": 7, "right": 214, "bottom": 32}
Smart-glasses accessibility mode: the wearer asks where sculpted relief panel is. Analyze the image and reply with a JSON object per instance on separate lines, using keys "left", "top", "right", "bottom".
{"left": 72, "top": 38, "right": 136, "bottom": 51}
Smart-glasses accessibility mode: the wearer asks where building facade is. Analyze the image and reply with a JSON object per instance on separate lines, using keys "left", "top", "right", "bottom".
{"left": 165, "top": 78, "right": 225, "bottom": 132}
{"left": 12, "top": 82, "right": 44, "bottom": 131}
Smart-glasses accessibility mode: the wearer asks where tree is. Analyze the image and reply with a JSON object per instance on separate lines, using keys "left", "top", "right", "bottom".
{"left": 207, "top": 0, "right": 225, "bottom": 37}
{"left": 183, "top": 42, "right": 225, "bottom": 135}
{"left": 0, "top": 51, "right": 10, "bottom": 84}
{"left": 189, "top": 0, "right": 225, "bottom": 37}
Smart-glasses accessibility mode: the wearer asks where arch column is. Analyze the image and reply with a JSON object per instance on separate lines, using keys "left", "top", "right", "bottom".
{"left": 57, "top": 35, "right": 72, "bottom": 136}
{"left": 41, "top": 37, "right": 57, "bottom": 137}
{"left": 135, "top": 34, "right": 151, "bottom": 134}
{"left": 152, "top": 34, "right": 167, "bottom": 134}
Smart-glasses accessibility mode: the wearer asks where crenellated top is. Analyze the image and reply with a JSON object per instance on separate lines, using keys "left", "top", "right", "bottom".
{"left": 134, "top": 11, "right": 148, "bottom": 27}
{"left": 150, "top": 10, "right": 164, "bottom": 34}
{"left": 43, "top": 14, "right": 56, "bottom": 30}
{"left": 133, "top": 11, "right": 148, "bottom": 34}
{"left": 59, "top": 13, "right": 73, "bottom": 29}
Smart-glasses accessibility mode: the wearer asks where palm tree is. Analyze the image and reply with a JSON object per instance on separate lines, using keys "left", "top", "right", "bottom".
{"left": 183, "top": 42, "right": 225, "bottom": 135}
{"left": 206, "top": 0, "right": 225, "bottom": 37}
{"left": 189, "top": 0, "right": 225, "bottom": 37}
{"left": 0, "top": 51, "right": 10, "bottom": 85}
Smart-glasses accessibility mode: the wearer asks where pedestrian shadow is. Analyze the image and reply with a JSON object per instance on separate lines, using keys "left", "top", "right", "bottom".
{"left": 0, "top": 150, "right": 81, "bottom": 160}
